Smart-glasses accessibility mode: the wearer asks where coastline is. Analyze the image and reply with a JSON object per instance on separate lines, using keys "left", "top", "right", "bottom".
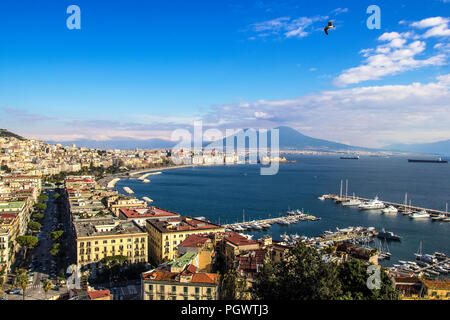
{"left": 98, "top": 164, "right": 199, "bottom": 188}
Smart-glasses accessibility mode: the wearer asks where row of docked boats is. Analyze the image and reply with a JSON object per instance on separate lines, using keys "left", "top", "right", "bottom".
{"left": 392, "top": 252, "right": 449, "bottom": 277}
{"left": 322, "top": 193, "right": 450, "bottom": 221}
{"left": 229, "top": 221, "right": 272, "bottom": 232}
{"left": 226, "top": 209, "right": 321, "bottom": 233}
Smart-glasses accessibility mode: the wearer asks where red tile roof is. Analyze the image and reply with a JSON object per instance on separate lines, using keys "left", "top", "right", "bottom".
{"left": 119, "top": 207, "right": 180, "bottom": 219}
{"left": 224, "top": 232, "right": 258, "bottom": 246}
{"left": 142, "top": 268, "right": 218, "bottom": 285}
{"left": 191, "top": 273, "right": 219, "bottom": 285}
{"left": 88, "top": 289, "right": 111, "bottom": 300}
{"left": 149, "top": 217, "right": 222, "bottom": 233}
{"left": 178, "top": 234, "right": 210, "bottom": 248}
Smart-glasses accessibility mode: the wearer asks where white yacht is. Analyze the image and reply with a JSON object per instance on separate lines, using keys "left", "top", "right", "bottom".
{"left": 381, "top": 205, "right": 398, "bottom": 214}
{"left": 431, "top": 214, "right": 446, "bottom": 221}
{"left": 410, "top": 210, "right": 430, "bottom": 219}
{"left": 358, "top": 196, "right": 385, "bottom": 210}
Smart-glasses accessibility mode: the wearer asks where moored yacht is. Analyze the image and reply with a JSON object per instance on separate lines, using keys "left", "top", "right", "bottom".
{"left": 410, "top": 210, "right": 430, "bottom": 219}
{"left": 381, "top": 205, "right": 398, "bottom": 214}
{"left": 358, "top": 196, "right": 385, "bottom": 210}
{"left": 431, "top": 214, "right": 446, "bottom": 221}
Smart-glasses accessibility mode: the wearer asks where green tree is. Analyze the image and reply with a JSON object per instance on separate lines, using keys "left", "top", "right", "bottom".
{"left": 15, "top": 271, "right": 29, "bottom": 300}
{"left": 28, "top": 221, "right": 41, "bottom": 232}
{"left": 34, "top": 202, "right": 47, "bottom": 211}
{"left": 32, "top": 213, "right": 44, "bottom": 221}
{"left": 50, "top": 243, "right": 61, "bottom": 256}
{"left": 52, "top": 193, "right": 61, "bottom": 200}
{"left": 49, "top": 230, "right": 64, "bottom": 241}
{"left": 219, "top": 269, "right": 248, "bottom": 300}
{"left": 252, "top": 241, "right": 342, "bottom": 300}
{"left": 16, "top": 235, "right": 38, "bottom": 262}
{"left": 337, "top": 259, "right": 399, "bottom": 300}
{"left": 43, "top": 280, "right": 53, "bottom": 299}
{"left": 37, "top": 194, "right": 49, "bottom": 202}
{"left": 0, "top": 267, "right": 5, "bottom": 294}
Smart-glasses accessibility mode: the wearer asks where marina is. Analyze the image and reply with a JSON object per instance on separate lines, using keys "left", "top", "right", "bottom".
{"left": 320, "top": 193, "right": 449, "bottom": 220}
{"left": 223, "top": 210, "right": 321, "bottom": 233}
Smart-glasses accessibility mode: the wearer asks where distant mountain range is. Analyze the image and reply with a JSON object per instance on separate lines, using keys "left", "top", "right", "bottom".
{"left": 206, "top": 126, "right": 372, "bottom": 151}
{"left": 5, "top": 126, "right": 448, "bottom": 154}
{"left": 385, "top": 140, "right": 450, "bottom": 156}
{"left": 46, "top": 126, "right": 371, "bottom": 152}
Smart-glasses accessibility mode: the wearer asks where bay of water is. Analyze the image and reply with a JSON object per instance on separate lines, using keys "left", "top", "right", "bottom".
{"left": 115, "top": 155, "right": 450, "bottom": 266}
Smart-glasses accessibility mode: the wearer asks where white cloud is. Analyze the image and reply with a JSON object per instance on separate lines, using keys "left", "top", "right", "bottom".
{"left": 410, "top": 16, "right": 450, "bottom": 38}
{"left": 254, "top": 111, "right": 273, "bottom": 119}
{"left": 250, "top": 15, "right": 328, "bottom": 39}
{"left": 204, "top": 75, "right": 450, "bottom": 147}
{"left": 333, "top": 29, "right": 446, "bottom": 87}
{"left": 332, "top": 8, "right": 349, "bottom": 15}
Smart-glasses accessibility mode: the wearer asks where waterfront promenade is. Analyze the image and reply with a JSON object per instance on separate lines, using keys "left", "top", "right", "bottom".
{"left": 98, "top": 164, "right": 198, "bottom": 188}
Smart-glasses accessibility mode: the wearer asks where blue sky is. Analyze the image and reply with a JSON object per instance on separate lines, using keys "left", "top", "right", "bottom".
{"left": 0, "top": 0, "right": 449, "bottom": 147}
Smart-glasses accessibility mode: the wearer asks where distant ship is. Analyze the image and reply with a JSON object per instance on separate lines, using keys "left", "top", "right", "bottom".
{"left": 408, "top": 157, "right": 447, "bottom": 163}
{"left": 340, "top": 155, "right": 360, "bottom": 160}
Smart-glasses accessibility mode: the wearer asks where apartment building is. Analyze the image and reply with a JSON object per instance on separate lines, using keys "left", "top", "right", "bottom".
{"left": 0, "top": 227, "right": 10, "bottom": 274}
{"left": 141, "top": 263, "right": 219, "bottom": 300}
{"left": 146, "top": 217, "right": 225, "bottom": 265}
{"left": 74, "top": 218, "right": 148, "bottom": 267}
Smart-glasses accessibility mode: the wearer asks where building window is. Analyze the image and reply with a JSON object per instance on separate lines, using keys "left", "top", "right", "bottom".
{"left": 195, "top": 287, "right": 199, "bottom": 294}
{"left": 172, "top": 286, "right": 176, "bottom": 292}
{"left": 183, "top": 287, "right": 188, "bottom": 294}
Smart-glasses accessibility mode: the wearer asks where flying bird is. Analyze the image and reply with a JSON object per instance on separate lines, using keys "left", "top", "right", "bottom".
{"left": 324, "top": 21, "right": 336, "bottom": 35}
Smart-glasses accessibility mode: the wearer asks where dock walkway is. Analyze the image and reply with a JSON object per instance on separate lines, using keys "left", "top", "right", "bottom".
{"left": 223, "top": 214, "right": 320, "bottom": 228}
{"left": 325, "top": 194, "right": 449, "bottom": 217}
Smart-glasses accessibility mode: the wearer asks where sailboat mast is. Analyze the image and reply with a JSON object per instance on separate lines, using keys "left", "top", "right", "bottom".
{"left": 345, "top": 179, "right": 348, "bottom": 199}
{"left": 340, "top": 180, "right": 343, "bottom": 198}
{"left": 404, "top": 192, "right": 408, "bottom": 210}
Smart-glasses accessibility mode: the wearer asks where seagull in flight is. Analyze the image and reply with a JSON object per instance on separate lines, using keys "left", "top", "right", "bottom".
{"left": 324, "top": 21, "right": 336, "bottom": 35}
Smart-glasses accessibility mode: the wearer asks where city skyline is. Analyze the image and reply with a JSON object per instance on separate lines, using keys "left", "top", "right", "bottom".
{"left": 0, "top": 0, "right": 449, "bottom": 148}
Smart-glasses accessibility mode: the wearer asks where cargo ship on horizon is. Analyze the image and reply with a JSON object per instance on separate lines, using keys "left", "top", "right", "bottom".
{"left": 408, "top": 157, "right": 448, "bottom": 163}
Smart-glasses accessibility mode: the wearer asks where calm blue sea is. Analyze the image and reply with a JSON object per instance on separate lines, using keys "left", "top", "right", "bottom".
{"left": 115, "top": 155, "right": 450, "bottom": 266}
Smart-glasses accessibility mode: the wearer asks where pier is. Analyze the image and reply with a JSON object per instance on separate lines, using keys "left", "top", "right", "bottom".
{"left": 107, "top": 178, "right": 120, "bottom": 189}
{"left": 321, "top": 194, "right": 449, "bottom": 218}
{"left": 417, "top": 258, "right": 450, "bottom": 273}
{"left": 223, "top": 213, "right": 320, "bottom": 230}
{"left": 123, "top": 186, "right": 134, "bottom": 194}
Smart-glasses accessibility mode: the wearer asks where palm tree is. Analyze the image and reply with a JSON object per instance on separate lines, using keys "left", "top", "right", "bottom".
{"left": 15, "top": 271, "right": 29, "bottom": 300}
{"left": 43, "top": 280, "right": 52, "bottom": 300}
